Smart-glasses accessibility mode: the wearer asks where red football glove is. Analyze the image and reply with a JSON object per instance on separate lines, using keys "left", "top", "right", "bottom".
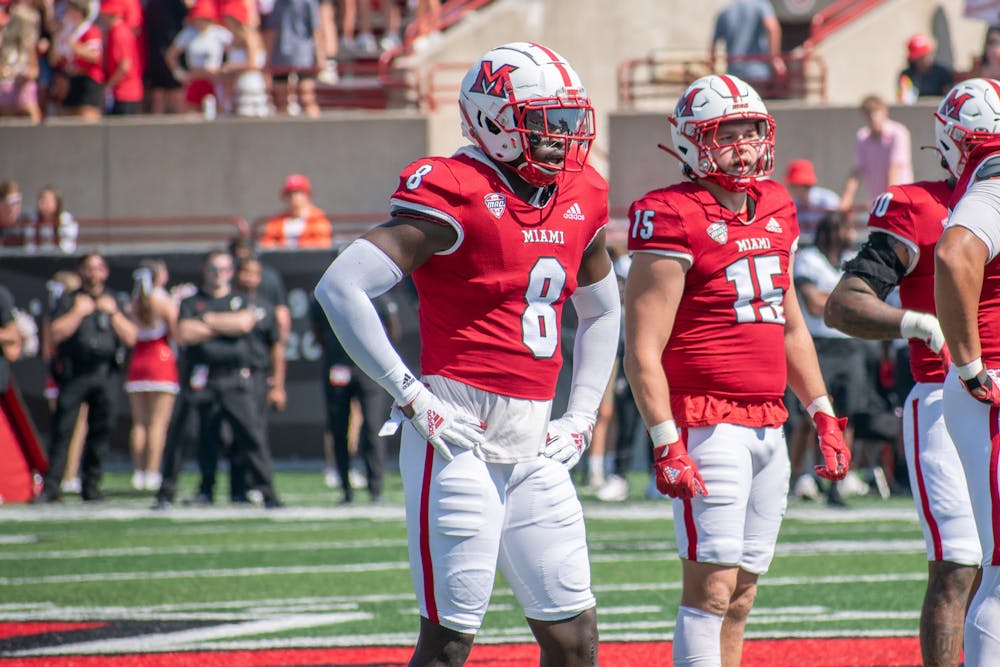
{"left": 813, "top": 412, "right": 850, "bottom": 481}
{"left": 961, "top": 368, "right": 1000, "bottom": 407}
{"left": 653, "top": 441, "right": 707, "bottom": 499}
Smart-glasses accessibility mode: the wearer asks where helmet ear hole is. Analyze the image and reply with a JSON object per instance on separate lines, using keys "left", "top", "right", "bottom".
{"left": 482, "top": 114, "right": 502, "bottom": 136}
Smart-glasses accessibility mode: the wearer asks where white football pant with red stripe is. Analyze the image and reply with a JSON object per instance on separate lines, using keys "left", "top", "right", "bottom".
{"left": 902, "top": 382, "right": 981, "bottom": 566}
{"left": 672, "top": 423, "right": 788, "bottom": 574}
{"left": 398, "top": 376, "right": 595, "bottom": 634}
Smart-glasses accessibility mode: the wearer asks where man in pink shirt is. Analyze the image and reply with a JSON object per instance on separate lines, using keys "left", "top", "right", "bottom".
{"left": 840, "top": 95, "right": 914, "bottom": 211}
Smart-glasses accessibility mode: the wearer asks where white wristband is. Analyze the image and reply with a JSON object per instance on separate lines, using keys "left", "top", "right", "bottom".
{"left": 957, "top": 358, "right": 985, "bottom": 381}
{"left": 649, "top": 419, "right": 679, "bottom": 445}
{"left": 806, "top": 396, "right": 835, "bottom": 418}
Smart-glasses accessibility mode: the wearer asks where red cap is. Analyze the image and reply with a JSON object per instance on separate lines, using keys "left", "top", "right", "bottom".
{"left": 282, "top": 173, "right": 312, "bottom": 195}
{"left": 907, "top": 33, "right": 933, "bottom": 61}
{"left": 784, "top": 159, "right": 817, "bottom": 187}
{"left": 187, "top": 0, "right": 220, "bottom": 22}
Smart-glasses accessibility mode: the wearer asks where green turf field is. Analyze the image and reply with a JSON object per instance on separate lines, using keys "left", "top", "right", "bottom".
{"left": 0, "top": 469, "right": 929, "bottom": 656}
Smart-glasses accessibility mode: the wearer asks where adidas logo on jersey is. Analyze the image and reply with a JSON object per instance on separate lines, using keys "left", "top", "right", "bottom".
{"left": 563, "top": 202, "right": 586, "bottom": 220}
{"left": 765, "top": 217, "right": 782, "bottom": 233}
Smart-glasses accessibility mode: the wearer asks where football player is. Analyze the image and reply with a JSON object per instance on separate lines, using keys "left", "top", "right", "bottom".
{"left": 315, "top": 43, "right": 619, "bottom": 666}
{"left": 623, "top": 74, "right": 850, "bottom": 666}
{"left": 934, "top": 77, "right": 1000, "bottom": 666}
{"left": 825, "top": 80, "right": 988, "bottom": 667}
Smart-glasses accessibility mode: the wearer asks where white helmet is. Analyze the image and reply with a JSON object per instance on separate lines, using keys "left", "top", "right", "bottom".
{"left": 668, "top": 74, "right": 775, "bottom": 191}
{"left": 459, "top": 42, "right": 595, "bottom": 187}
{"left": 934, "top": 78, "right": 1000, "bottom": 179}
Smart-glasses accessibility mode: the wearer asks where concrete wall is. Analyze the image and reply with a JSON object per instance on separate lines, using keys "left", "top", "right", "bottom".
{"left": 609, "top": 100, "right": 943, "bottom": 211}
{"left": 2, "top": 113, "right": 427, "bottom": 222}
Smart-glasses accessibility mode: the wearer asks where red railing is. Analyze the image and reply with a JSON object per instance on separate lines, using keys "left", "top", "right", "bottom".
{"left": 74, "top": 215, "right": 250, "bottom": 250}
{"left": 805, "top": 0, "right": 889, "bottom": 48}
{"left": 617, "top": 51, "right": 828, "bottom": 109}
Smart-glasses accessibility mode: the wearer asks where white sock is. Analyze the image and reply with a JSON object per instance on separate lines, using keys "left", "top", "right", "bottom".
{"left": 965, "top": 565, "right": 1000, "bottom": 667}
{"left": 673, "top": 605, "right": 723, "bottom": 667}
{"left": 588, "top": 455, "right": 604, "bottom": 482}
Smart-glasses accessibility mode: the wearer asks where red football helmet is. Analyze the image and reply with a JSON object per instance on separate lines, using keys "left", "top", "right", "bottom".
{"left": 934, "top": 78, "right": 1000, "bottom": 179}
{"left": 459, "top": 42, "right": 595, "bottom": 187}
{"left": 667, "top": 74, "right": 775, "bottom": 192}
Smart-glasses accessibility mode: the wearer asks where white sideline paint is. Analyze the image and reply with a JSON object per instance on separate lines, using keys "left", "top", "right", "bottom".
{"left": 0, "top": 539, "right": 924, "bottom": 568}
{"left": 0, "top": 538, "right": 409, "bottom": 561}
{"left": 0, "top": 502, "right": 918, "bottom": 523}
{"left": 13, "top": 612, "right": 372, "bottom": 656}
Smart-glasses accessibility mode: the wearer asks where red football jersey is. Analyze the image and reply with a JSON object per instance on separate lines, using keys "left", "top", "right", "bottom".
{"left": 950, "top": 140, "right": 1000, "bottom": 367}
{"left": 627, "top": 180, "right": 799, "bottom": 427}
{"left": 866, "top": 180, "right": 952, "bottom": 383}
{"left": 390, "top": 147, "right": 609, "bottom": 401}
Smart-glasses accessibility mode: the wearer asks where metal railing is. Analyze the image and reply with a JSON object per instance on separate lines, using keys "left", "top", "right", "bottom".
{"left": 617, "top": 51, "right": 828, "bottom": 110}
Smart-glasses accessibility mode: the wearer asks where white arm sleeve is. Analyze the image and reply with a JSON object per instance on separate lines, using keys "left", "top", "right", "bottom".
{"left": 950, "top": 178, "right": 1000, "bottom": 263}
{"left": 565, "top": 268, "right": 621, "bottom": 426}
{"left": 313, "top": 239, "right": 419, "bottom": 405}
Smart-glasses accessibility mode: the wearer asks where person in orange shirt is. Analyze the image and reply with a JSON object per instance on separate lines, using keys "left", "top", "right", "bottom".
{"left": 259, "top": 173, "right": 333, "bottom": 249}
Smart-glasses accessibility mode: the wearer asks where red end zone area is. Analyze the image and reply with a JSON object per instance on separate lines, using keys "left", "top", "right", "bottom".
{"left": 1, "top": 637, "right": 923, "bottom": 667}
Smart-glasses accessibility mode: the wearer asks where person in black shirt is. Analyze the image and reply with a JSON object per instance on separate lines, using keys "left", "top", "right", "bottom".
{"left": 34, "top": 254, "right": 137, "bottom": 503}
{"left": 0, "top": 284, "right": 21, "bottom": 392}
{"left": 228, "top": 255, "right": 284, "bottom": 502}
{"left": 153, "top": 250, "right": 282, "bottom": 509}
{"left": 897, "top": 33, "right": 954, "bottom": 102}
{"left": 229, "top": 235, "right": 290, "bottom": 345}
{"left": 309, "top": 288, "right": 399, "bottom": 504}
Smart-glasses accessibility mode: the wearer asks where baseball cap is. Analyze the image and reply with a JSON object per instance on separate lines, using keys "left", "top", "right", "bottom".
{"left": 282, "top": 173, "right": 312, "bottom": 195}
{"left": 784, "top": 159, "right": 817, "bottom": 187}
{"left": 907, "top": 34, "right": 933, "bottom": 61}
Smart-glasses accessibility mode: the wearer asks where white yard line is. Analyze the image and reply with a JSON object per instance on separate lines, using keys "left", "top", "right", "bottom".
{"left": 12, "top": 612, "right": 372, "bottom": 656}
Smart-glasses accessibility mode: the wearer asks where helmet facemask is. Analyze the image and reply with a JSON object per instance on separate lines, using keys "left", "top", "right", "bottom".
{"left": 672, "top": 113, "right": 775, "bottom": 192}
{"left": 511, "top": 97, "right": 595, "bottom": 186}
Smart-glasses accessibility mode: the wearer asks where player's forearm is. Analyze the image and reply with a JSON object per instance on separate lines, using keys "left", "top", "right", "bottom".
{"left": 623, "top": 351, "right": 674, "bottom": 428}
{"left": 824, "top": 278, "right": 903, "bottom": 340}
{"left": 566, "top": 269, "right": 620, "bottom": 424}
{"left": 785, "top": 321, "right": 828, "bottom": 406}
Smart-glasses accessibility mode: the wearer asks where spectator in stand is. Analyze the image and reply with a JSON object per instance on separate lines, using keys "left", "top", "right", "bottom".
{"left": 164, "top": 0, "right": 232, "bottom": 115}
{"left": 710, "top": 0, "right": 785, "bottom": 85}
{"left": 259, "top": 173, "right": 332, "bottom": 249}
{"left": 973, "top": 24, "right": 1000, "bottom": 80}
{"left": 347, "top": 0, "right": 399, "bottom": 54}
{"left": 34, "top": 253, "right": 137, "bottom": 503}
{"left": 0, "top": 180, "right": 26, "bottom": 247}
{"left": 143, "top": 0, "right": 187, "bottom": 114}
{"left": 315, "top": 0, "right": 338, "bottom": 84}
{"left": 897, "top": 33, "right": 954, "bottom": 104}
{"left": 125, "top": 259, "right": 178, "bottom": 492}
{"left": 264, "top": 0, "right": 323, "bottom": 117}
{"left": 99, "top": 0, "right": 142, "bottom": 115}
{"left": 408, "top": 0, "right": 440, "bottom": 42}
{"left": 0, "top": 1, "right": 42, "bottom": 123}
{"left": 840, "top": 95, "right": 914, "bottom": 213}
{"left": 219, "top": 0, "right": 267, "bottom": 117}
{"left": 23, "top": 185, "right": 78, "bottom": 253}
{"left": 33, "top": 0, "right": 57, "bottom": 117}
{"left": 51, "top": 0, "right": 103, "bottom": 121}
{"left": 784, "top": 158, "right": 840, "bottom": 246}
